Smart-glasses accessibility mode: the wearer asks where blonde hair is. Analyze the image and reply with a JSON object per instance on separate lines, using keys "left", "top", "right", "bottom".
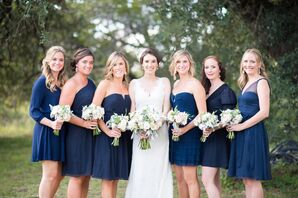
{"left": 41, "top": 46, "right": 67, "bottom": 92}
{"left": 104, "top": 51, "right": 129, "bottom": 84}
{"left": 238, "top": 48, "right": 268, "bottom": 89}
{"left": 169, "top": 49, "right": 195, "bottom": 80}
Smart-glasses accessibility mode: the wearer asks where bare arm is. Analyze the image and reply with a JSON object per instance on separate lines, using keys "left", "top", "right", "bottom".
{"left": 129, "top": 79, "right": 136, "bottom": 112}
{"left": 162, "top": 77, "right": 171, "bottom": 116}
{"left": 228, "top": 79, "right": 270, "bottom": 132}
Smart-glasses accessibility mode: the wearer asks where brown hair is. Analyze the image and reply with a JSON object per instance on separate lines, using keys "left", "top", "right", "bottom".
{"left": 139, "top": 48, "right": 162, "bottom": 64}
{"left": 70, "top": 48, "right": 94, "bottom": 72}
{"left": 201, "top": 55, "right": 226, "bottom": 94}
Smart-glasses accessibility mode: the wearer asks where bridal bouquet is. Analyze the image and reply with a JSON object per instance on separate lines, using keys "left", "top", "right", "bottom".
{"left": 166, "top": 107, "right": 189, "bottom": 141}
{"left": 128, "top": 106, "right": 163, "bottom": 150}
{"left": 82, "top": 104, "right": 105, "bottom": 136}
{"left": 49, "top": 104, "right": 73, "bottom": 136}
{"left": 193, "top": 112, "right": 219, "bottom": 142}
{"left": 220, "top": 109, "right": 243, "bottom": 139}
{"left": 106, "top": 113, "right": 129, "bottom": 146}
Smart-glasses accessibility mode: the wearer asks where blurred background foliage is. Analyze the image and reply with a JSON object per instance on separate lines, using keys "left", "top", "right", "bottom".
{"left": 0, "top": 0, "right": 297, "bottom": 144}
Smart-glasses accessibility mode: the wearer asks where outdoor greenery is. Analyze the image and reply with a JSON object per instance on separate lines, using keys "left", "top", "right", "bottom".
{"left": 0, "top": 0, "right": 297, "bottom": 197}
{"left": 0, "top": 107, "right": 297, "bottom": 197}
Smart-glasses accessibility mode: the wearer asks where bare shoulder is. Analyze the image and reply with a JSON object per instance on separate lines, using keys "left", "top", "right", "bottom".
{"left": 191, "top": 77, "right": 202, "bottom": 87}
{"left": 63, "top": 77, "right": 77, "bottom": 91}
{"left": 258, "top": 78, "right": 270, "bottom": 92}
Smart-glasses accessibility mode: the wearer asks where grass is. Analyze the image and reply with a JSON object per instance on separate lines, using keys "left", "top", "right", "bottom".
{"left": 0, "top": 105, "right": 297, "bottom": 197}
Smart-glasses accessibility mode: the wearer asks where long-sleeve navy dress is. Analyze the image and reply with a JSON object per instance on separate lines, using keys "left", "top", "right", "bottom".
{"left": 29, "top": 75, "right": 65, "bottom": 162}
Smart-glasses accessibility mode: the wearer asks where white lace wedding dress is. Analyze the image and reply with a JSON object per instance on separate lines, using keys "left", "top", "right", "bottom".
{"left": 125, "top": 78, "right": 173, "bottom": 198}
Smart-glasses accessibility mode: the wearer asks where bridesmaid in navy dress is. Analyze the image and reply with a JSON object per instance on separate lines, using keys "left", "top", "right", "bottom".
{"left": 169, "top": 50, "right": 207, "bottom": 198}
{"left": 59, "top": 48, "right": 97, "bottom": 198}
{"left": 92, "top": 52, "right": 132, "bottom": 198}
{"left": 227, "top": 49, "right": 271, "bottom": 198}
{"left": 29, "top": 46, "right": 67, "bottom": 197}
{"left": 200, "top": 56, "right": 236, "bottom": 198}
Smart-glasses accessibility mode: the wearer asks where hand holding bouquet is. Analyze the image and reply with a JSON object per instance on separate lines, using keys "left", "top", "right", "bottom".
{"left": 128, "top": 106, "right": 163, "bottom": 150}
{"left": 166, "top": 107, "right": 189, "bottom": 141}
{"left": 106, "top": 113, "right": 129, "bottom": 146}
{"left": 220, "top": 109, "right": 243, "bottom": 139}
{"left": 193, "top": 112, "right": 219, "bottom": 142}
{"left": 50, "top": 104, "right": 73, "bottom": 136}
{"left": 82, "top": 104, "right": 105, "bottom": 136}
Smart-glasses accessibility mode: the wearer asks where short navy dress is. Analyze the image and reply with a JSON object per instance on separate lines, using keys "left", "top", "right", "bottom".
{"left": 62, "top": 79, "right": 96, "bottom": 176}
{"left": 169, "top": 92, "right": 202, "bottom": 166}
{"left": 228, "top": 79, "right": 272, "bottom": 180}
{"left": 30, "top": 75, "right": 66, "bottom": 162}
{"left": 92, "top": 94, "right": 132, "bottom": 180}
{"left": 201, "top": 84, "right": 236, "bottom": 169}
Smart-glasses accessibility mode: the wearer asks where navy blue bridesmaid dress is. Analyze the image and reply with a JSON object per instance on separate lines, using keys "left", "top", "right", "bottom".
{"left": 62, "top": 79, "right": 96, "bottom": 176}
{"left": 30, "top": 75, "right": 66, "bottom": 162}
{"left": 228, "top": 78, "right": 272, "bottom": 180}
{"left": 169, "top": 92, "right": 202, "bottom": 166}
{"left": 201, "top": 84, "right": 236, "bottom": 169}
{"left": 92, "top": 93, "right": 132, "bottom": 180}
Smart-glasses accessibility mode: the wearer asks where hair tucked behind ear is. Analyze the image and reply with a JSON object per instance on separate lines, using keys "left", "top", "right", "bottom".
{"left": 70, "top": 48, "right": 94, "bottom": 72}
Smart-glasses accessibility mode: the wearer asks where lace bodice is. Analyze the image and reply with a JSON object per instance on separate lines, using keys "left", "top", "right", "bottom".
{"left": 134, "top": 78, "right": 165, "bottom": 113}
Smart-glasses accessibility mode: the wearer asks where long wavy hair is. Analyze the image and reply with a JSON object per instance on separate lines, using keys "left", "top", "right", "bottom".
{"left": 41, "top": 46, "right": 67, "bottom": 92}
{"left": 104, "top": 51, "right": 129, "bottom": 84}
{"left": 238, "top": 48, "right": 268, "bottom": 89}
{"left": 200, "top": 55, "right": 226, "bottom": 94}
{"left": 169, "top": 49, "right": 195, "bottom": 80}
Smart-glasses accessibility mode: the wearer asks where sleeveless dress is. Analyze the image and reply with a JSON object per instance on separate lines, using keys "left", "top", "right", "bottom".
{"left": 62, "top": 79, "right": 96, "bottom": 176}
{"left": 169, "top": 92, "right": 202, "bottom": 166}
{"left": 125, "top": 78, "right": 173, "bottom": 198}
{"left": 92, "top": 94, "right": 132, "bottom": 180}
{"left": 201, "top": 84, "right": 236, "bottom": 169}
{"left": 30, "top": 75, "right": 65, "bottom": 162}
{"left": 228, "top": 79, "right": 272, "bottom": 180}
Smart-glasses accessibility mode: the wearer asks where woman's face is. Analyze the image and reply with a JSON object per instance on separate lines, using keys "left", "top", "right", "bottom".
{"left": 49, "top": 52, "right": 64, "bottom": 73}
{"left": 76, "top": 55, "right": 94, "bottom": 76}
{"left": 175, "top": 55, "right": 190, "bottom": 76}
{"left": 242, "top": 52, "right": 260, "bottom": 76}
{"left": 204, "top": 58, "right": 221, "bottom": 81}
{"left": 142, "top": 54, "right": 158, "bottom": 75}
{"left": 112, "top": 57, "right": 126, "bottom": 79}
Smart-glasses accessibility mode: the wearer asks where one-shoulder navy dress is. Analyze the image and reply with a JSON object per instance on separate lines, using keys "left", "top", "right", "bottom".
{"left": 30, "top": 75, "right": 66, "bottom": 162}
{"left": 201, "top": 84, "right": 236, "bottom": 169}
{"left": 92, "top": 94, "right": 132, "bottom": 180}
{"left": 169, "top": 92, "right": 202, "bottom": 166}
{"left": 228, "top": 79, "right": 271, "bottom": 180}
{"left": 62, "top": 79, "right": 96, "bottom": 176}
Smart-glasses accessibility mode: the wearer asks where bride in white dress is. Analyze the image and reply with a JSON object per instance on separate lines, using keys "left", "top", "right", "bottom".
{"left": 125, "top": 48, "right": 173, "bottom": 198}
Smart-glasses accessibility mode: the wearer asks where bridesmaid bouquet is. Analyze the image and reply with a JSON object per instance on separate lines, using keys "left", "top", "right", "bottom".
{"left": 193, "top": 112, "right": 219, "bottom": 142}
{"left": 166, "top": 107, "right": 189, "bottom": 141}
{"left": 82, "top": 104, "right": 105, "bottom": 136}
{"left": 128, "top": 106, "right": 163, "bottom": 150}
{"left": 106, "top": 113, "right": 129, "bottom": 146}
{"left": 220, "top": 109, "right": 243, "bottom": 139}
{"left": 49, "top": 104, "right": 73, "bottom": 136}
